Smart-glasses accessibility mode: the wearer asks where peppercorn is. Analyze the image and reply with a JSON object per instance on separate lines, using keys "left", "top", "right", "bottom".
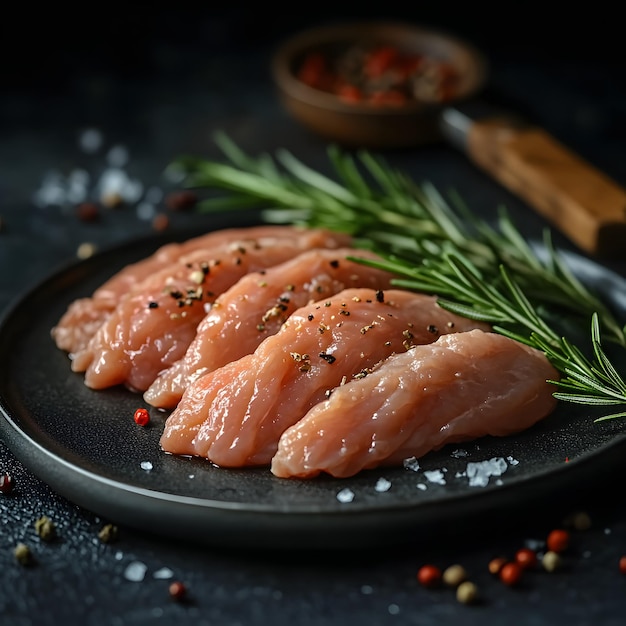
{"left": 169, "top": 581, "right": 187, "bottom": 601}
{"left": 152, "top": 213, "right": 169, "bottom": 232}
{"left": 442, "top": 564, "right": 467, "bottom": 587}
{"left": 165, "top": 190, "right": 198, "bottom": 212}
{"left": 0, "top": 472, "right": 14, "bottom": 494}
{"left": 499, "top": 562, "right": 523, "bottom": 587}
{"left": 456, "top": 580, "right": 479, "bottom": 605}
{"left": 14, "top": 542, "right": 34, "bottom": 566}
{"left": 417, "top": 564, "right": 441, "bottom": 588}
{"left": 515, "top": 548, "right": 538, "bottom": 570}
{"left": 98, "top": 523, "right": 119, "bottom": 544}
{"left": 488, "top": 557, "right": 507, "bottom": 576}
{"left": 133, "top": 408, "right": 150, "bottom": 427}
{"left": 546, "top": 529, "right": 570, "bottom": 553}
{"left": 542, "top": 550, "right": 562, "bottom": 573}
{"left": 566, "top": 511, "right": 592, "bottom": 531}
{"left": 76, "top": 202, "right": 100, "bottom": 222}
{"left": 34, "top": 516, "right": 57, "bottom": 542}
{"left": 619, "top": 555, "right": 626, "bottom": 576}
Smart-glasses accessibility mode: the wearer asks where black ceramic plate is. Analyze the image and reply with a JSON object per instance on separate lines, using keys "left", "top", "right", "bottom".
{"left": 2, "top": 214, "right": 626, "bottom": 550}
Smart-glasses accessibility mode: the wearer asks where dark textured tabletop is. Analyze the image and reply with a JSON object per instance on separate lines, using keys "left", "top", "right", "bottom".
{"left": 2, "top": 5, "right": 626, "bottom": 625}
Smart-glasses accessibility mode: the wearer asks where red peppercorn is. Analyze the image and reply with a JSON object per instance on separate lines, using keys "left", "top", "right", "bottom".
{"left": 515, "top": 548, "right": 538, "bottom": 570}
{"left": 488, "top": 556, "right": 507, "bottom": 576}
{"left": 169, "top": 581, "right": 187, "bottom": 601}
{"left": 499, "top": 562, "right": 523, "bottom": 587}
{"left": 76, "top": 202, "right": 100, "bottom": 222}
{"left": 0, "top": 473, "right": 14, "bottom": 494}
{"left": 417, "top": 564, "right": 442, "bottom": 588}
{"left": 152, "top": 213, "right": 170, "bottom": 232}
{"left": 619, "top": 556, "right": 626, "bottom": 575}
{"left": 164, "top": 190, "right": 198, "bottom": 212}
{"left": 133, "top": 408, "right": 150, "bottom": 426}
{"left": 546, "top": 529, "right": 570, "bottom": 553}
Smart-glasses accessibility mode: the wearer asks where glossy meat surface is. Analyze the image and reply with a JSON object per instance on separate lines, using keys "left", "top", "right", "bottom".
{"left": 159, "top": 288, "right": 491, "bottom": 466}
{"left": 144, "top": 247, "right": 396, "bottom": 409}
{"left": 70, "top": 228, "right": 352, "bottom": 392}
{"left": 271, "top": 329, "right": 559, "bottom": 478}
{"left": 51, "top": 225, "right": 349, "bottom": 355}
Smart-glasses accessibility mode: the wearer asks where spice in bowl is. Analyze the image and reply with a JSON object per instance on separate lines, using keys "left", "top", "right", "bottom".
{"left": 296, "top": 43, "right": 461, "bottom": 107}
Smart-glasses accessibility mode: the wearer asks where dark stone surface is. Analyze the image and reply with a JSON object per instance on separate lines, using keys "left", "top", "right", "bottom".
{"left": 1, "top": 5, "right": 626, "bottom": 624}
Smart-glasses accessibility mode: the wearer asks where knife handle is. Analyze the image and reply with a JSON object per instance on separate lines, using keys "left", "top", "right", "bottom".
{"left": 466, "top": 118, "right": 626, "bottom": 258}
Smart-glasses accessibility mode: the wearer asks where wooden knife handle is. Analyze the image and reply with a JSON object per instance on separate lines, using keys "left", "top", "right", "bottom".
{"left": 466, "top": 118, "right": 626, "bottom": 258}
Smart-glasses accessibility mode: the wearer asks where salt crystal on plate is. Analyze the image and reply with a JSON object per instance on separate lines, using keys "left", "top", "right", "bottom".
{"left": 424, "top": 469, "right": 446, "bottom": 485}
{"left": 153, "top": 567, "right": 174, "bottom": 579}
{"left": 336, "top": 488, "right": 355, "bottom": 503}
{"left": 451, "top": 449, "right": 468, "bottom": 458}
{"left": 416, "top": 483, "right": 427, "bottom": 491}
{"left": 402, "top": 456, "right": 420, "bottom": 472}
{"left": 466, "top": 457, "right": 507, "bottom": 487}
{"left": 375, "top": 477, "right": 391, "bottom": 492}
{"left": 140, "top": 461, "right": 153, "bottom": 471}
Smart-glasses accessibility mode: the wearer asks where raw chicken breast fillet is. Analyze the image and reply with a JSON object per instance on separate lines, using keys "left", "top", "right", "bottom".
{"left": 70, "top": 228, "right": 352, "bottom": 392}
{"left": 159, "top": 288, "right": 491, "bottom": 467}
{"left": 52, "top": 225, "right": 345, "bottom": 355}
{"left": 144, "top": 247, "right": 396, "bottom": 409}
{"left": 271, "top": 329, "right": 559, "bottom": 479}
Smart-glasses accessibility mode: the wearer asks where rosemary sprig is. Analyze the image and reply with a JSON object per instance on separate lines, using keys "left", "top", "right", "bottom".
{"left": 174, "top": 133, "right": 626, "bottom": 420}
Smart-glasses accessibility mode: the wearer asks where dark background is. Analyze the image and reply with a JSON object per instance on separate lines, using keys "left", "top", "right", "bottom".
{"left": 2, "top": 4, "right": 626, "bottom": 625}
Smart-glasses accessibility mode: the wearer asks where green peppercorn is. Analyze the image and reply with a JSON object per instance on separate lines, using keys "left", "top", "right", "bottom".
{"left": 34, "top": 516, "right": 56, "bottom": 542}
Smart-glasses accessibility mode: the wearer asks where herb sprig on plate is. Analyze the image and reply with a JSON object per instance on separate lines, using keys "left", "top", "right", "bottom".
{"left": 173, "top": 132, "right": 626, "bottom": 421}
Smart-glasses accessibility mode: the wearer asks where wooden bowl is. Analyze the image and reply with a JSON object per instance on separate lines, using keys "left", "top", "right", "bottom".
{"left": 271, "top": 21, "right": 488, "bottom": 149}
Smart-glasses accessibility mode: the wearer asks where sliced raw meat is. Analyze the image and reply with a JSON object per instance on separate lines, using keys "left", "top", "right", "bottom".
{"left": 71, "top": 228, "right": 352, "bottom": 392}
{"left": 144, "top": 247, "right": 396, "bottom": 409}
{"left": 159, "top": 288, "right": 491, "bottom": 467}
{"left": 271, "top": 329, "right": 559, "bottom": 478}
{"left": 52, "top": 225, "right": 349, "bottom": 354}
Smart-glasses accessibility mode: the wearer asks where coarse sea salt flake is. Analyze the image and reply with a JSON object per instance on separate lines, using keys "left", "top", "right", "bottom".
{"left": 451, "top": 449, "right": 468, "bottom": 458}
{"left": 153, "top": 567, "right": 174, "bottom": 579}
{"left": 124, "top": 561, "right": 148, "bottom": 582}
{"left": 416, "top": 483, "right": 427, "bottom": 491}
{"left": 140, "top": 461, "right": 153, "bottom": 471}
{"left": 423, "top": 469, "right": 446, "bottom": 485}
{"left": 466, "top": 457, "right": 507, "bottom": 487}
{"left": 336, "top": 488, "right": 355, "bottom": 503}
{"left": 402, "top": 456, "right": 420, "bottom": 472}
{"left": 375, "top": 477, "right": 392, "bottom": 492}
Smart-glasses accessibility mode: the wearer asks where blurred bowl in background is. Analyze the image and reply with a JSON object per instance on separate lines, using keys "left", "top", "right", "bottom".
{"left": 271, "top": 21, "right": 488, "bottom": 149}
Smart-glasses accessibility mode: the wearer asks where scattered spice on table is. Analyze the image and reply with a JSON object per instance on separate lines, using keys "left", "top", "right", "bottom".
{"left": 98, "top": 523, "right": 119, "bottom": 544}
{"left": 417, "top": 564, "right": 442, "bottom": 588}
{"left": 76, "top": 201, "right": 100, "bottom": 222}
{"left": 14, "top": 542, "right": 34, "bottom": 566}
{"left": 456, "top": 580, "right": 479, "bottom": 605}
{"left": 152, "top": 213, "right": 169, "bottom": 232}
{"left": 498, "top": 562, "right": 523, "bottom": 587}
{"left": 34, "top": 515, "right": 57, "bottom": 542}
{"left": 546, "top": 529, "right": 570, "bottom": 553}
{"left": 165, "top": 190, "right": 198, "bottom": 212}
{"left": 169, "top": 581, "right": 187, "bottom": 601}
{"left": 442, "top": 564, "right": 467, "bottom": 587}
{"left": 541, "top": 551, "right": 562, "bottom": 572}
{"left": 515, "top": 547, "right": 538, "bottom": 570}
{"left": 0, "top": 472, "right": 14, "bottom": 494}
{"left": 76, "top": 242, "right": 98, "bottom": 259}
